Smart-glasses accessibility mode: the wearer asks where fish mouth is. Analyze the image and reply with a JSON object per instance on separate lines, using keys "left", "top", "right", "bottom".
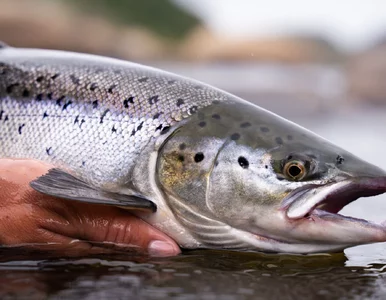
{"left": 283, "top": 177, "right": 386, "bottom": 220}
{"left": 277, "top": 177, "right": 386, "bottom": 249}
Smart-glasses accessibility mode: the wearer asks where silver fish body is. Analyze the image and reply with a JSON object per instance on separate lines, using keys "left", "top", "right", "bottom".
{"left": 1, "top": 44, "right": 386, "bottom": 253}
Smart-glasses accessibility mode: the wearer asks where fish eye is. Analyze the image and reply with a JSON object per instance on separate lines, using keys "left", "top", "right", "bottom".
{"left": 283, "top": 160, "right": 306, "bottom": 180}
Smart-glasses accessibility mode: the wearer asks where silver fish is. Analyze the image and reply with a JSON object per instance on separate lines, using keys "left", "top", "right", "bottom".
{"left": 1, "top": 43, "right": 386, "bottom": 254}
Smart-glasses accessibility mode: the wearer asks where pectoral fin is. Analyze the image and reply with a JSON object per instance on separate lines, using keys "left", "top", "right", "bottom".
{"left": 30, "top": 168, "right": 156, "bottom": 212}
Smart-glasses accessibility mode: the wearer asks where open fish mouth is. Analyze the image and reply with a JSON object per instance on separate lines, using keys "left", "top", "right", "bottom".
{"left": 279, "top": 177, "right": 386, "bottom": 248}
{"left": 284, "top": 177, "right": 386, "bottom": 219}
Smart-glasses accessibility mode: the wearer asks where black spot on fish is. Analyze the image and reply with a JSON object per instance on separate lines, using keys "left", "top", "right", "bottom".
{"left": 130, "top": 129, "right": 136, "bottom": 137}
{"left": 74, "top": 115, "right": 79, "bottom": 124}
{"left": 4, "top": 115, "right": 8, "bottom": 122}
{"left": 6, "top": 83, "right": 19, "bottom": 94}
{"left": 177, "top": 155, "right": 185, "bottom": 162}
{"left": 43, "top": 112, "right": 49, "bottom": 119}
{"left": 92, "top": 100, "right": 98, "bottom": 109}
{"left": 123, "top": 96, "right": 134, "bottom": 108}
{"left": 112, "top": 125, "right": 117, "bottom": 133}
{"left": 108, "top": 84, "right": 117, "bottom": 94}
{"left": 238, "top": 156, "right": 249, "bottom": 169}
{"left": 51, "top": 73, "right": 60, "bottom": 80}
{"left": 275, "top": 137, "right": 283, "bottom": 145}
{"left": 198, "top": 121, "right": 206, "bottom": 128}
{"left": 46, "top": 147, "right": 52, "bottom": 156}
{"left": 212, "top": 114, "right": 221, "bottom": 120}
{"left": 22, "top": 89, "right": 29, "bottom": 98}
{"left": 138, "top": 77, "right": 148, "bottom": 82}
{"left": 287, "top": 135, "right": 293, "bottom": 141}
{"left": 161, "top": 126, "right": 170, "bottom": 135}
{"left": 18, "top": 124, "right": 25, "bottom": 135}
{"left": 36, "top": 76, "right": 44, "bottom": 83}
{"left": 189, "top": 106, "right": 198, "bottom": 114}
{"left": 79, "top": 119, "right": 85, "bottom": 129}
{"left": 148, "top": 95, "right": 159, "bottom": 105}
{"left": 155, "top": 124, "right": 163, "bottom": 131}
{"left": 153, "top": 112, "right": 163, "bottom": 119}
{"left": 47, "top": 93, "right": 53, "bottom": 100}
{"left": 56, "top": 96, "right": 65, "bottom": 106}
{"left": 176, "top": 98, "right": 184, "bottom": 107}
{"left": 62, "top": 100, "right": 72, "bottom": 111}
{"left": 265, "top": 165, "right": 269, "bottom": 169}
{"left": 212, "top": 100, "right": 220, "bottom": 105}
{"left": 168, "top": 80, "right": 176, "bottom": 84}
{"left": 36, "top": 94, "right": 43, "bottom": 101}
{"left": 137, "top": 121, "right": 144, "bottom": 131}
{"left": 260, "top": 127, "right": 270, "bottom": 133}
{"left": 240, "top": 122, "right": 251, "bottom": 128}
{"left": 231, "top": 133, "right": 240, "bottom": 141}
{"left": 70, "top": 74, "right": 80, "bottom": 85}
{"left": 82, "top": 161, "right": 86, "bottom": 167}
{"left": 100, "top": 109, "right": 109, "bottom": 124}
{"left": 0, "top": 110, "right": 3, "bottom": 120}
{"left": 179, "top": 143, "right": 186, "bottom": 150}
{"left": 194, "top": 152, "right": 204, "bottom": 163}
{"left": 89, "top": 83, "right": 98, "bottom": 91}
{"left": 336, "top": 155, "right": 345, "bottom": 165}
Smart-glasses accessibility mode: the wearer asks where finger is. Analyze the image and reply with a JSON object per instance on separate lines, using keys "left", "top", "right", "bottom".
{"left": 43, "top": 200, "right": 181, "bottom": 257}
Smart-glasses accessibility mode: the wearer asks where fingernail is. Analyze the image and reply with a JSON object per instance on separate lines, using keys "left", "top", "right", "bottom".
{"left": 148, "top": 240, "right": 179, "bottom": 257}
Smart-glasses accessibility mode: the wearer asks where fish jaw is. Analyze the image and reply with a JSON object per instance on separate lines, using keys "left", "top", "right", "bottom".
{"left": 274, "top": 176, "right": 386, "bottom": 251}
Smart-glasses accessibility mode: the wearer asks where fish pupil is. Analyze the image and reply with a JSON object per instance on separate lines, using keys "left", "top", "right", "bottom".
{"left": 288, "top": 165, "right": 301, "bottom": 177}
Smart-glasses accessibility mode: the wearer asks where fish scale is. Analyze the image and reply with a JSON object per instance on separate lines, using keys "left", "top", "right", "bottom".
{"left": 0, "top": 46, "right": 234, "bottom": 186}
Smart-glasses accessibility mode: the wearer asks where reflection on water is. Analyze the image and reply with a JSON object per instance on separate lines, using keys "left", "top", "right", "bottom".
{"left": 1, "top": 63, "right": 386, "bottom": 299}
{"left": 1, "top": 249, "right": 386, "bottom": 300}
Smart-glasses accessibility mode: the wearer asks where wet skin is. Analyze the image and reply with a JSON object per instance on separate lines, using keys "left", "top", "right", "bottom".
{"left": 0, "top": 159, "right": 180, "bottom": 257}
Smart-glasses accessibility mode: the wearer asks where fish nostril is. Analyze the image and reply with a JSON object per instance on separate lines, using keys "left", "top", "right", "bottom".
{"left": 336, "top": 155, "right": 345, "bottom": 165}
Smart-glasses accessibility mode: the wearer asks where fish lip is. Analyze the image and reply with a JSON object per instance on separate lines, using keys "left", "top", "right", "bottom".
{"left": 282, "top": 176, "right": 386, "bottom": 220}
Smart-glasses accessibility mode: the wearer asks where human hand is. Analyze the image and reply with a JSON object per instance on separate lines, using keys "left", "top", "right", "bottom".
{"left": 0, "top": 159, "right": 180, "bottom": 257}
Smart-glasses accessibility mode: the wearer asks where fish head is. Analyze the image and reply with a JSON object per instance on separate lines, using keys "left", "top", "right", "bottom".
{"left": 157, "top": 102, "right": 386, "bottom": 253}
